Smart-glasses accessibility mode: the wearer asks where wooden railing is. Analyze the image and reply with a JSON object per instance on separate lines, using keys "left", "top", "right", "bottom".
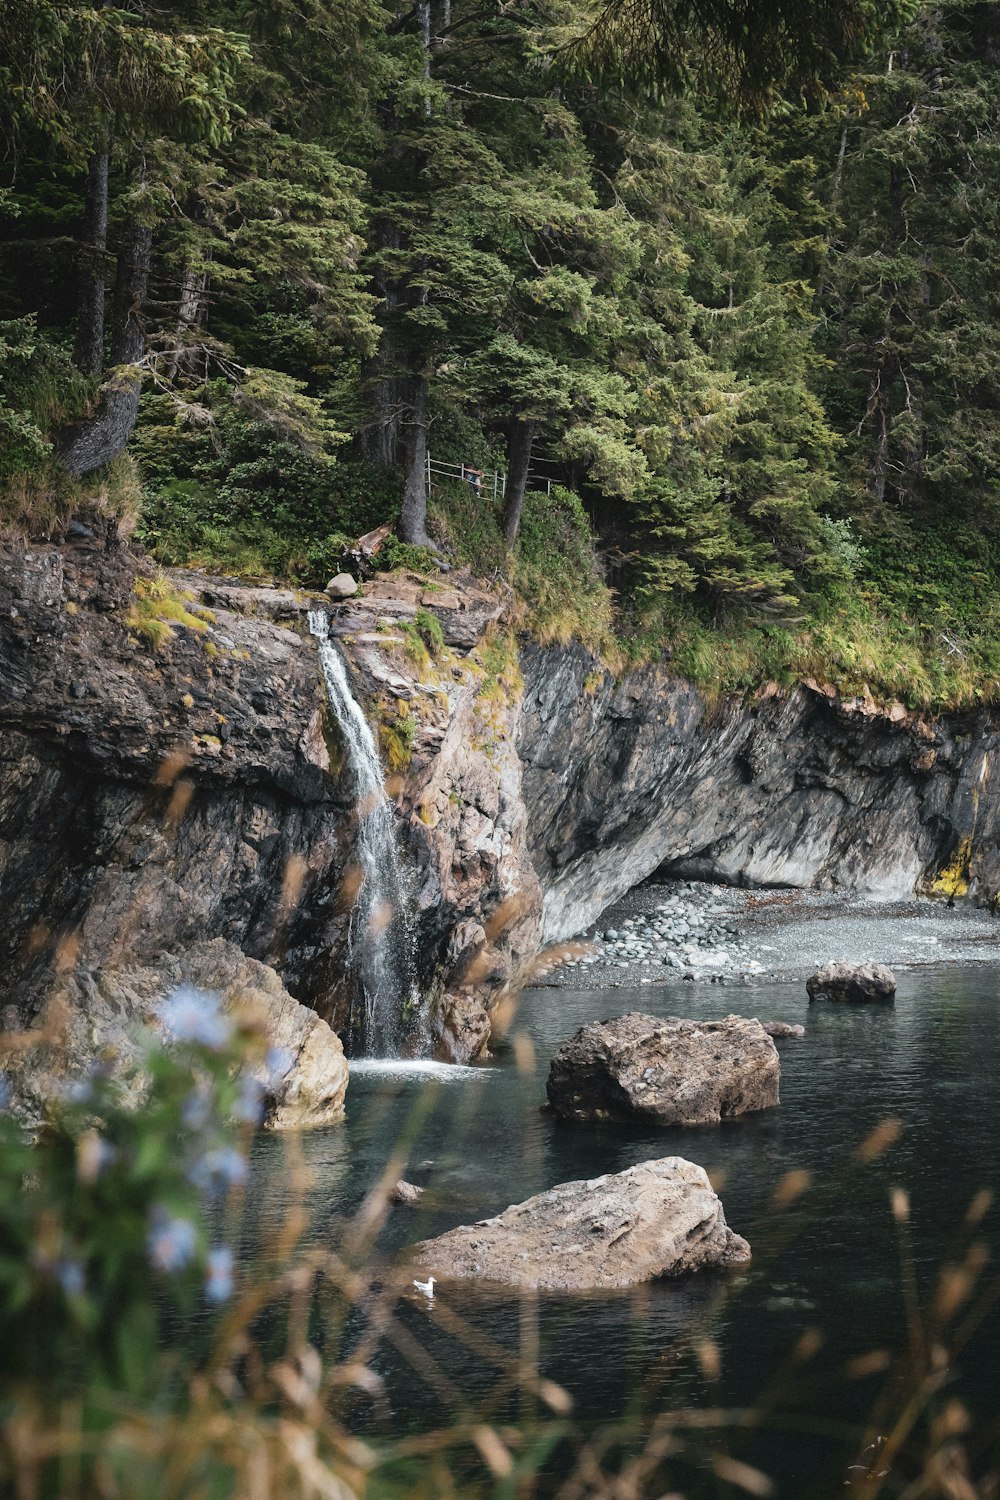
{"left": 424, "top": 453, "right": 506, "bottom": 500}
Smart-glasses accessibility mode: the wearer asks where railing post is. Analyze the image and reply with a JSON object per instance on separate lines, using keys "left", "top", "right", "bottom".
{"left": 425, "top": 449, "right": 432, "bottom": 496}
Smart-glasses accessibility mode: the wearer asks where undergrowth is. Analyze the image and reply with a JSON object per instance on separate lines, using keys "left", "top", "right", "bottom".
{"left": 431, "top": 482, "right": 618, "bottom": 660}
{"left": 4, "top": 392, "right": 997, "bottom": 706}
{"left": 0, "top": 453, "right": 142, "bottom": 541}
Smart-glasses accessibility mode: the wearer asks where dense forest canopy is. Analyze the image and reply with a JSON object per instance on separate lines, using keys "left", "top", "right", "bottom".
{"left": 3, "top": 0, "right": 1000, "bottom": 705}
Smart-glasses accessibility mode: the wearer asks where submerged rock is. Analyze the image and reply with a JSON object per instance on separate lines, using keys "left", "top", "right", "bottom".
{"left": 390, "top": 1179, "right": 425, "bottom": 1206}
{"left": 761, "top": 1020, "right": 806, "bottom": 1038}
{"left": 546, "top": 1012, "right": 779, "bottom": 1125}
{"left": 806, "top": 962, "right": 896, "bottom": 1004}
{"left": 410, "top": 1158, "right": 750, "bottom": 1290}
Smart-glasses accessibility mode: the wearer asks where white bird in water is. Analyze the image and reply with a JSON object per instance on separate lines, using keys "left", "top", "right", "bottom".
{"left": 413, "top": 1276, "right": 436, "bottom": 1298}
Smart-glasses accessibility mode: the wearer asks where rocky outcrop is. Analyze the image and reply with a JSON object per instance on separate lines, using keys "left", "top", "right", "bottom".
{"left": 0, "top": 539, "right": 537, "bottom": 1066}
{"left": 518, "top": 642, "right": 1000, "bottom": 942}
{"left": 410, "top": 1158, "right": 751, "bottom": 1290}
{"left": 806, "top": 962, "right": 897, "bottom": 1004}
{"left": 4, "top": 939, "right": 348, "bottom": 1128}
{"left": 546, "top": 1013, "right": 780, "bottom": 1125}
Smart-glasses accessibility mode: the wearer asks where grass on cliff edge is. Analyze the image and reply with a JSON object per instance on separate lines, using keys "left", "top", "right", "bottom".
{"left": 8, "top": 431, "right": 1000, "bottom": 708}
{"left": 429, "top": 480, "right": 1000, "bottom": 710}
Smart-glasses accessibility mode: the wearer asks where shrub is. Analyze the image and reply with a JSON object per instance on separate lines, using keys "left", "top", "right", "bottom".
{"left": 135, "top": 391, "right": 402, "bottom": 584}
{"left": 0, "top": 988, "right": 261, "bottom": 1399}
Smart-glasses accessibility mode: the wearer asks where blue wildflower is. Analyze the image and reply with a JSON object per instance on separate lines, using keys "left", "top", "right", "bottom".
{"left": 232, "top": 1074, "right": 265, "bottom": 1127}
{"left": 159, "top": 986, "right": 232, "bottom": 1051}
{"left": 204, "top": 1245, "right": 234, "bottom": 1303}
{"left": 188, "top": 1147, "right": 248, "bottom": 1197}
{"left": 57, "top": 1259, "right": 86, "bottom": 1297}
{"left": 181, "top": 1082, "right": 212, "bottom": 1132}
{"left": 147, "top": 1209, "right": 198, "bottom": 1273}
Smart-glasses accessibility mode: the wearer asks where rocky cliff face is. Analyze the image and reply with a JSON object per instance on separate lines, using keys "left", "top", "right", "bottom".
{"left": 0, "top": 537, "right": 538, "bottom": 1072}
{"left": 518, "top": 641, "right": 1000, "bottom": 941}
{"left": 2, "top": 534, "right": 998, "bottom": 1083}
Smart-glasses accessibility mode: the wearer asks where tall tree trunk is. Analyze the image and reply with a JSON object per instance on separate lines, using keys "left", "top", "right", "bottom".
{"left": 358, "top": 353, "right": 400, "bottom": 466}
{"left": 398, "top": 375, "right": 430, "bottom": 544}
{"left": 502, "top": 418, "right": 535, "bottom": 547}
{"left": 163, "top": 255, "right": 210, "bottom": 381}
{"left": 417, "top": 0, "right": 431, "bottom": 75}
{"left": 867, "top": 360, "right": 892, "bottom": 507}
{"left": 358, "top": 218, "right": 401, "bottom": 467}
{"left": 58, "top": 216, "right": 153, "bottom": 478}
{"left": 73, "top": 145, "right": 110, "bottom": 376}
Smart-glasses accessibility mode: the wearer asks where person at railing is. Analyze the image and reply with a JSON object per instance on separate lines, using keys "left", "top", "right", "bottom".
{"left": 464, "top": 465, "right": 484, "bottom": 495}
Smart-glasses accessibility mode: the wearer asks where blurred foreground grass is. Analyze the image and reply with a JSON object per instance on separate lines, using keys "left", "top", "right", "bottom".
{"left": 0, "top": 988, "right": 997, "bottom": 1500}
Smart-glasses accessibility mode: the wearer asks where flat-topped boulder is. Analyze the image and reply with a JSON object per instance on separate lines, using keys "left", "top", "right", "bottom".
{"left": 806, "top": 962, "right": 896, "bottom": 1004}
{"left": 546, "top": 1012, "right": 779, "bottom": 1126}
{"left": 410, "top": 1158, "right": 750, "bottom": 1290}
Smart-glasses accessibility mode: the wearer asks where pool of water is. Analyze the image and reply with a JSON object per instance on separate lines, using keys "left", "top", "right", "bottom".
{"left": 248, "top": 967, "right": 1000, "bottom": 1495}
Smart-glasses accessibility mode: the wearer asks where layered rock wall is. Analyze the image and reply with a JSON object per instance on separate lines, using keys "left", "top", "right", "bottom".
{"left": 518, "top": 641, "right": 1000, "bottom": 941}
{"left": 0, "top": 540, "right": 538, "bottom": 1064}
{"left": 2, "top": 536, "right": 999, "bottom": 1071}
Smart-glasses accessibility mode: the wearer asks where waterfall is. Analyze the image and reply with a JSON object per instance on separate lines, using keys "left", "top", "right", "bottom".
{"left": 308, "top": 610, "right": 418, "bottom": 1057}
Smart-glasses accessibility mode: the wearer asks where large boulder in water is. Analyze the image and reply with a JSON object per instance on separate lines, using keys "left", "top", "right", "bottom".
{"left": 806, "top": 962, "right": 896, "bottom": 1004}
{"left": 546, "top": 1012, "right": 779, "bottom": 1126}
{"left": 410, "top": 1158, "right": 750, "bottom": 1290}
{"left": 4, "top": 939, "right": 348, "bottom": 1130}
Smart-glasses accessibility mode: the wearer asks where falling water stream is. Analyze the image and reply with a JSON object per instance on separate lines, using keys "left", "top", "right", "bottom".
{"left": 308, "top": 610, "right": 417, "bottom": 1056}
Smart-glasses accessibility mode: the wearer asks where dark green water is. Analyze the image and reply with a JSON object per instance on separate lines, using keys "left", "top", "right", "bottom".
{"left": 249, "top": 968, "right": 1000, "bottom": 1495}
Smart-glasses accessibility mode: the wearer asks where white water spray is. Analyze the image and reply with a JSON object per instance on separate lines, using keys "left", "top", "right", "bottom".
{"left": 308, "top": 610, "right": 417, "bottom": 1056}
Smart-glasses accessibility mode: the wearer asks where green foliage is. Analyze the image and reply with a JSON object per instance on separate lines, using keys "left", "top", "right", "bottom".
{"left": 0, "top": 991, "right": 252, "bottom": 1399}
{"left": 4, "top": 0, "right": 1000, "bottom": 703}
{"left": 136, "top": 402, "right": 400, "bottom": 581}
{"left": 429, "top": 481, "right": 507, "bottom": 579}
{"left": 513, "top": 487, "right": 616, "bottom": 653}
{"left": 377, "top": 699, "right": 416, "bottom": 769}
{"left": 0, "top": 317, "right": 88, "bottom": 481}
{"left": 565, "top": 0, "right": 918, "bottom": 110}
{"left": 377, "top": 537, "right": 439, "bottom": 577}
{"left": 125, "top": 572, "right": 210, "bottom": 652}
{"left": 413, "top": 607, "right": 445, "bottom": 656}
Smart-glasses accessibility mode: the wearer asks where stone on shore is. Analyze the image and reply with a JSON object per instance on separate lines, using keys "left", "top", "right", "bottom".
{"left": 324, "top": 572, "right": 359, "bottom": 599}
{"left": 806, "top": 962, "right": 896, "bottom": 1004}
{"left": 410, "top": 1158, "right": 750, "bottom": 1290}
{"left": 546, "top": 1012, "right": 779, "bottom": 1126}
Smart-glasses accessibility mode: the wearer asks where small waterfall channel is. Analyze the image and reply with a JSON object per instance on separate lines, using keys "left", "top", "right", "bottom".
{"left": 308, "top": 610, "right": 418, "bottom": 1057}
